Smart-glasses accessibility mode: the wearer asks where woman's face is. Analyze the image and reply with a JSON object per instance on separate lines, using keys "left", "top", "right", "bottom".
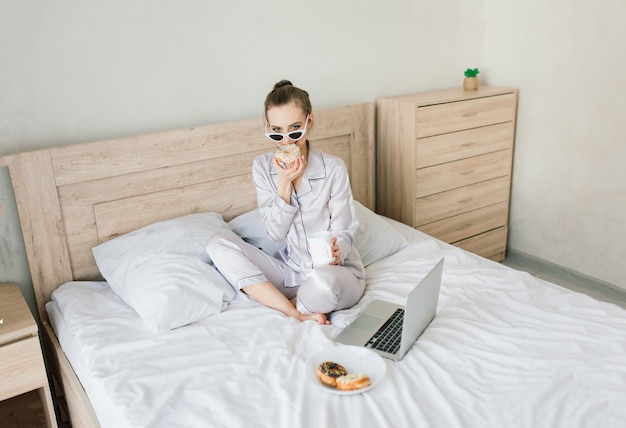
{"left": 266, "top": 102, "right": 312, "bottom": 149}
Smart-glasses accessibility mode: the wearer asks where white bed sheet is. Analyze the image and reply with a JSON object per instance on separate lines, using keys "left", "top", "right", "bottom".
{"left": 47, "top": 226, "right": 626, "bottom": 428}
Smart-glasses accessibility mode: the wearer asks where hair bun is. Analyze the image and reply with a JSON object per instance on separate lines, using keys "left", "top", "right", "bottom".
{"left": 264, "top": 80, "right": 312, "bottom": 117}
{"left": 273, "top": 80, "right": 293, "bottom": 90}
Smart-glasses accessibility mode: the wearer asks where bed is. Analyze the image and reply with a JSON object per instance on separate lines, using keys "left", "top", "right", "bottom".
{"left": 3, "top": 102, "right": 626, "bottom": 428}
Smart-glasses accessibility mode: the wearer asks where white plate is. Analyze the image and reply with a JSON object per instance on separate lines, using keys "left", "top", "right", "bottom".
{"left": 307, "top": 345, "right": 387, "bottom": 395}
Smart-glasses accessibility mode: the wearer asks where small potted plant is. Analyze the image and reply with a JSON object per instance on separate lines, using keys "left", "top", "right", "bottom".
{"left": 463, "top": 68, "right": 480, "bottom": 90}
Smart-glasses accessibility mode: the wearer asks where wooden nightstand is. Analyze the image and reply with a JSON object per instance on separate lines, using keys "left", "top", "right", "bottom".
{"left": 0, "top": 283, "right": 58, "bottom": 427}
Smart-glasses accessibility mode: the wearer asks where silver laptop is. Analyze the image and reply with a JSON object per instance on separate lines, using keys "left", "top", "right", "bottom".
{"left": 335, "top": 258, "right": 444, "bottom": 361}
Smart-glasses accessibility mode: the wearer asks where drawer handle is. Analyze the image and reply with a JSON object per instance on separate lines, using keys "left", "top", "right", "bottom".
{"left": 462, "top": 112, "right": 478, "bottom": 117}
{"left": 456, "top": 224, "right": 471, "bottom": 231}
{"left": 460, "top": 169, "right": 474, "bottom": 176}
{"left": 458, "top": 197, "right": 473, "bottom": 204}
{"left": 461, "top": 141, "right": 476, "bottom": 147}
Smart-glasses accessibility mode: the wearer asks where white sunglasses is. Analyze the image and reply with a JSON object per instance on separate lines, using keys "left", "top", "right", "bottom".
{"left": 265, "top": 115, "right": 309, "bottom": 142}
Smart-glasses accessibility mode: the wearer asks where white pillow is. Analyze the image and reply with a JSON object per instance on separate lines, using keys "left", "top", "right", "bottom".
{"left": 353, "top": 201, "right": 408, "bottom": 266}
{"left": 228, "top": 202, "right": 407, "bottom": 266}
{"left": 92, "top": 212, "right": 237, "bottom": 331}
{"left": 228, "top": 209, "right": 286, "bottom": 256}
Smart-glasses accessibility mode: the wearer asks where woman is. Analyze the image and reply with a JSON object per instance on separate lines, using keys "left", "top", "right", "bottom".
{"left": 206, "top": 80, "right": 365, "bottom": 325}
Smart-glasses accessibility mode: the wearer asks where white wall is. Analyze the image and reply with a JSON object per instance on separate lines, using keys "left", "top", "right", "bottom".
{"left": 483, "top": 0, "right": 626, "bottom": 289}
{"left": 0, "top": 1, "right": 484, "bottom": 314}
{"left": 0, "top": 1, "right": 483, "bottom": 152}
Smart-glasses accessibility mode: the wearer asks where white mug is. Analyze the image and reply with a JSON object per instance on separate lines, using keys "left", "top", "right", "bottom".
{"left": 308, "top": 231, "right": 334, "bottom": 266}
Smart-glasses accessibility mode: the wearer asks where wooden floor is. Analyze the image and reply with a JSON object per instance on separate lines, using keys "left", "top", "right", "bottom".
{"left": 502, "top": 255, "right": 626, "bottom": 310}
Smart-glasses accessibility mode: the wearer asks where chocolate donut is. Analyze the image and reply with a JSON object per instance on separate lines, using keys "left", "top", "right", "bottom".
{"left": 316, "top": 361, "right": 348, "bottom": 387}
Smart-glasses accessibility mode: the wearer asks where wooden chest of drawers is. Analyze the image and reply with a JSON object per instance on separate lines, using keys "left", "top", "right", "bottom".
{"left": 376, "top": 86, "right": 518, "bottom": 261}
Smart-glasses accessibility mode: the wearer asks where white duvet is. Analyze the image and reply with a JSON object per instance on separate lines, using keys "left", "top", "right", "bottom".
{"left": 48, "top": 227, "right": 626, "bottom": 428}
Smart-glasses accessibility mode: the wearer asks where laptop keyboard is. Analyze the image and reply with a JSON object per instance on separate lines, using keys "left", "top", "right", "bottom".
{"left": 365, "top": 308, "right": 404, "bottom": 354}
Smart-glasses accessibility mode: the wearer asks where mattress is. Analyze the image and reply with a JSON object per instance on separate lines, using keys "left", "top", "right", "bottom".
{"left": 47, "top": 224, "right": 626, "bottom": 428}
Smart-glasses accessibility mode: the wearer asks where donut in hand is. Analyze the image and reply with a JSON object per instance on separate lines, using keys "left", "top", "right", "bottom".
{"left": 275, "top": 144, "right": 301, "bottom": 164}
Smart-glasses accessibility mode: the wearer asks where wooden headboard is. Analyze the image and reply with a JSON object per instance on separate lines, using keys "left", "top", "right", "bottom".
{"left": 2, "top": 103, "right": 374, "bottom": 321}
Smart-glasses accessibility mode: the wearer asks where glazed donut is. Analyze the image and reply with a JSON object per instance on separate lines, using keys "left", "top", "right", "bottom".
{"left": 336, "top": 373, "right": 371, "bottom": 391}
{"left": 275, "top": 143, "right": 301, "bottom": 164}
{"left": 316, "top": 361, "right": 348, "bottom": 387}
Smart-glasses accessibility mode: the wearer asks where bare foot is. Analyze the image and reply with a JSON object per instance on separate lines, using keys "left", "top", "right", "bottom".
{"left": 290, "top": 296, "right": 330, "bottom": 325}
{"left": 300, "top": 312, "right": 331, "bottom": 325}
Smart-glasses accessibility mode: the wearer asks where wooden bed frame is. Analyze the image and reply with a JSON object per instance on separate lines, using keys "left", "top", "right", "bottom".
{"left": 1, "top": 102, "right": 374, "bottom": 427}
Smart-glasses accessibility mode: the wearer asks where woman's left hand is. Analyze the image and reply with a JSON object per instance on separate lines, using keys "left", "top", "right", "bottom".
{"left": 330, "top": 237, "right": 341, "bottom": 265}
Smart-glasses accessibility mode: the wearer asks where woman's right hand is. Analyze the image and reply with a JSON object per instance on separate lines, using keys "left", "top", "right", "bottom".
{"left": 273, "top": 155, "right": 306, "bottom": 182}
{"left": 274, "top": 156, "right": 306, "bottom": 203}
